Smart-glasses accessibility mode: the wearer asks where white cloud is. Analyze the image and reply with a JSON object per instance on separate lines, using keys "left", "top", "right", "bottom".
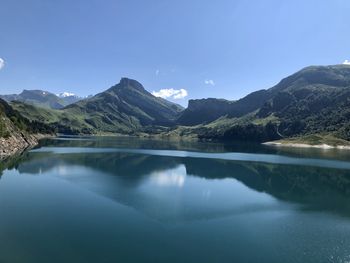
{"left": 173, "top": 89, "right": 188, "bottom": 99}
{"left": 152, "top": 88, "right": 188, "bottom": 99}
{"left": 343, "top": 60, "right": 350, "bottom": 65}
{"left": 0, "top": 58, "right": 4, "bottom": 70}
{"left": 155, "top": 69, "right": 160, "bottom": 76}
{"left": 56, "top": 92, "right": 76, "bottom": 97}
{"left": 204, "top": 79, "right": 215, "bottom": 86}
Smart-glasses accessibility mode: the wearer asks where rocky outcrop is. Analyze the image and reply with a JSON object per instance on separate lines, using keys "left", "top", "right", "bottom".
{"left": 176, "top": 90, "right": 273, "bottom": 126}
{"left": 177, "top": 98, "right": 234, "bottom": 126}
{"left": 0, "top": 133, "right": 46, "bottom": 157}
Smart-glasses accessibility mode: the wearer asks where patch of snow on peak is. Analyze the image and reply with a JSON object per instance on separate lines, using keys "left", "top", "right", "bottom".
{"left": 57, "top": 92, "right": 76, "bottom": 98}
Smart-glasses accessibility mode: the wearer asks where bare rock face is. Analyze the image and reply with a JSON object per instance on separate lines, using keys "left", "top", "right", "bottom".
{"left": 0, "top": 132, "right": 41, "bottom": 157}
{"left": 177, "top": 98, "right": 234, "bottom": 126}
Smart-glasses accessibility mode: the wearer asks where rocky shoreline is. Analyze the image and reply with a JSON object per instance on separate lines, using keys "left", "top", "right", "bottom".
{"left": 0, "top": 133, "right": 49, "bottom": 158}
{"left": 263, "top": 141, "right": 350, "bottom": 150}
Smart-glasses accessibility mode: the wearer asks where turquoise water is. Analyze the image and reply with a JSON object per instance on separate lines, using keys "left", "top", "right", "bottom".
{"left": 1, "top": 137, "right": 350, "bottom": 262}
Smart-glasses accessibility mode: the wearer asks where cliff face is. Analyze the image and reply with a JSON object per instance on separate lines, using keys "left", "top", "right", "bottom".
{"left": 176, "top": 89, "right": 273, "bottom": 126}
{"left": 0, "top": 133, "right": 42, "bottom": 157}
{"left": 177, "top": 98, "right": 234, "bottom": 126}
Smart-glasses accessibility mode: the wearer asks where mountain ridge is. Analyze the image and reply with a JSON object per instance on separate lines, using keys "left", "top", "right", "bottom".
{"left": 179, "top": 64, "right": 350, "bottom": 126}
{"left": 0, "top": 89, "right": 83, "bottom": 109}
{"left": 10, "top": 78, "right": 184, "bottom": 135}
{"left": 4, "top": 64, "right": 350, "bottom": 145}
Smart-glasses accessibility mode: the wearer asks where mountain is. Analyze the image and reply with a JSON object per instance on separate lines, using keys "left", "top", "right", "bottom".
{"left": 0, "top": 98, "right": 53, "bottom": 156}
{"left": 177, "top": 89, "right": 273, "bottom": 126}
{"left": 61, "top": 78, "right": 184, "bottom": 133}
{"left": 178, "top": 65, "right": 350, "bottom": 128}
{"left": 10, "top": 65, "right": 350, "bottom": 144}
{"left": 255, "top": 65, "right": 350, "bottom": 138}
{"left": 12, "top": 78, "right": 184, "bottom": 134}
{"left": 173, "top": 64, "right": 350, "bottom": 143}
{"left": 177, "top": 98, "right": 234, "bottom": 126}
{"left": 0, "top": 90, "right": 83, "bottom": 109}
{"left": 56, "top": 92, "right": 86, "bottom": 105}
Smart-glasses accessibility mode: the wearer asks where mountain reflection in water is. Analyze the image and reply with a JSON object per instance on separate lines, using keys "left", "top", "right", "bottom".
{"left": 2, "top": 139, "right": 350, "bottom": 221}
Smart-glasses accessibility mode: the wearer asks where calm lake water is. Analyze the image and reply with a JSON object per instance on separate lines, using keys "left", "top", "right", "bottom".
{"left": 1, "top": 136, "right": 350, "bottom": 263}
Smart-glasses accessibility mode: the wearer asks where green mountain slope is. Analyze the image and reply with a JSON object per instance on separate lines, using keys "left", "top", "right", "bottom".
{"left": 0, "top": 98, "right": 54, "bottom": 156}
{"left": 0, "top": 98, "right": 53, "bottom": 137}
{"left": 65, "top": 78, "right": 183, "bottom": 128}
{"left": 256, "top": 65, "right": 350, "bottom": 138}
{"left": 178, "top": 65, "right": 350, "bottom": 128}
{"left": 10, "top": 65, "right": 350, "bottom": 144}
{"left": 166, "top": 65, "right": 350, "bottom": 143}
{"left": 12, "top": 78, "right": 184, "bottom": 134}
{"left": 177, "top": 89, "right": 274, "bottom": 126}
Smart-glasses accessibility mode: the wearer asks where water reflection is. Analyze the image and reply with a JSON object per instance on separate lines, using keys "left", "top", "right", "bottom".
{"left": 2, "top": 137, "right": 350, "bottom": 263}
{"left": 2, "top": 145, "right": 350, "bottom": 220}
{"left": 149, "top": 165, "right": 186, "bottom": 187}
{"left": 39, "top": 136, "right": 350, "bottom": 161}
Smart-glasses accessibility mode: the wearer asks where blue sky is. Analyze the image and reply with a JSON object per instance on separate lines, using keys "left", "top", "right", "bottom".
{"left": 0, "top": 0, "right": 349, "bottom": 106}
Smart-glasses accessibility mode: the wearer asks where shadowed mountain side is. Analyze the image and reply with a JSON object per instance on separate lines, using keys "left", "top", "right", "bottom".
{"left": 167, "top": 65, "right": 350, "bottom": 143}
{"left": 177, "top": 98, "right": 235, "bottom": 126}
{"left": 178, "top": 65, "right": 350, "bottom": 127}
{"left": 177, "top": 90, "right": 272, "bottom": 126}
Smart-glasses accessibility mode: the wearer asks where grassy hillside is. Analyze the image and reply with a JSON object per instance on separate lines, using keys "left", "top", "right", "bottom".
{"left": 163, "top": 65, "right": 350, "bottom": 143}
{"left": 0, "top": 99, "right": 54, "bottom": 137}
{"left": 66, "top": 78, "right": 183, "bottom": 128}
{"left": 10, "top": 101, "right": 93, "bottom": 134}
{"left": 9, "top": 65, "right": 350, "bottom": 145}
{"left": 178, "top": 90, "right": 273, "bottom": 126}
{"left": 11, "top": 78, "right": 184, "bottom": 135}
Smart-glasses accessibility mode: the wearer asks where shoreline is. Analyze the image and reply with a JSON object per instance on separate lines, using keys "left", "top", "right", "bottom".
{"left": 0, "top": 133, "right": 54, "bottom": 159}
{"left": 4, "top": 133, "right": 350, "bottom": 157}
{"left": 263, "top": 141, "right": 350, "bottom": 150}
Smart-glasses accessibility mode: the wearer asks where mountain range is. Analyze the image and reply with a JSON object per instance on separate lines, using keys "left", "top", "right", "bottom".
{"left": 0, "top": 90, "right": 84, "bottom": 109}
{"left": 175, "top": 64, "right": 350, "bottom": 143}
{"left": 10, "top": 78, "right": 184, "bottom": 135}
{"left": 2, "top": 64, "right": 350, "bottom": 147}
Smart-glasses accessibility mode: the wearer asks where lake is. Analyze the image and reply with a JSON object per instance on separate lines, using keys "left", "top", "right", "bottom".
{"left": 1, "top": 136, "right": 350, "bottom": 263}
